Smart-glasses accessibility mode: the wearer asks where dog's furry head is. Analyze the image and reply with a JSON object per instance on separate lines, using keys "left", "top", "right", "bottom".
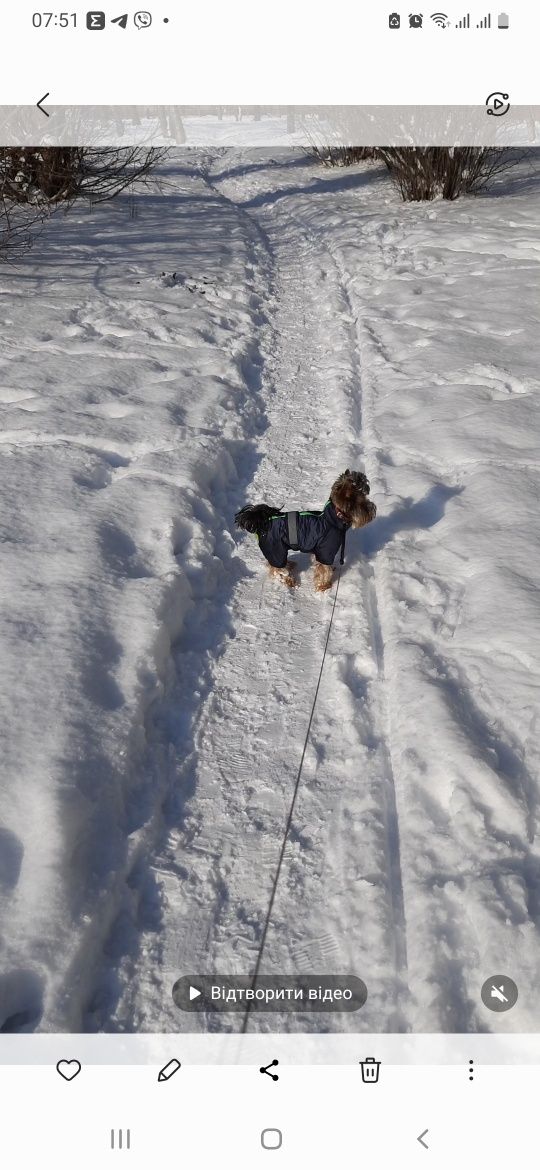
{"left": 330, "top": 468, "right": 377, "bottom": 529}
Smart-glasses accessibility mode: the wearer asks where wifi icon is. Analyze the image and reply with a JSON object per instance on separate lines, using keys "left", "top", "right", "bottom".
{"left": 431, "top": 11, "right": 450, "bottom": 25}
{"left": 111, "top": 12, "right": 128, "bottom": 27}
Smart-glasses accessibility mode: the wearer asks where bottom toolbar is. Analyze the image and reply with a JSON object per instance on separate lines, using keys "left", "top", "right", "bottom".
{"left": 1, "top": 1063, "right": 538, "bottom": 1168}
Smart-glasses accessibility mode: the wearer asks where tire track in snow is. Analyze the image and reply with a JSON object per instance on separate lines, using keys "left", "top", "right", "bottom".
{"left": 294, "top": 225, "right": 410, "bottom": 1019}
{"left": 362, "top": 571, "right": 409, "bottom": 979}
{"left": 319, "top": 228, "right": 419, "bottom": 1021}
{"left": 328, "top": 253, "right": 411, "bottom": 989}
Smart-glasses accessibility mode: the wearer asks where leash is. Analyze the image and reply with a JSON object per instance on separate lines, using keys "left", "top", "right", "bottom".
{"left": 241, "top": 562, "right": 343, "bottom": 1033}
{"left": 339, "top": 527, "right": 347, "bottom": 565}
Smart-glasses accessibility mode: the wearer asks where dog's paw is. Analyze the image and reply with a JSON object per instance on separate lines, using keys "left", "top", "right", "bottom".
{"left": 270, "top": 564, "right": 299, "bottom": 589}
{"left": 284, "top": 561, "right": 299, "bottom": 587}
{"left": 314, "top": 579, "right": 333, "bottom": 593}
{"left": 313, "top": 563, "right": 334, "bottom": 592}
{"left": 283, "top": 569, "right": 299, "bottom": 588}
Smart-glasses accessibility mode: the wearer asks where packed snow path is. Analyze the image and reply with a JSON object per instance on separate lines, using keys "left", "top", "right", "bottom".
{"left": 147, "top": 162, "right": 411, "bottom": 1035}
{"left": 2, "top": 152, "right": 540, "bottom": 1034}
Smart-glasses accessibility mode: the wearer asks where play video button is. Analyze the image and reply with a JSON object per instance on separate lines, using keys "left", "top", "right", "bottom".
{"left": 172, "top": 973, "right": 367, "bottom": 1012}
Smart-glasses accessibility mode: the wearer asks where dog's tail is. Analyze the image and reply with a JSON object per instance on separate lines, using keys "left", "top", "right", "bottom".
{"left": 234, "top": 504, "right": 283, "bottom": 537}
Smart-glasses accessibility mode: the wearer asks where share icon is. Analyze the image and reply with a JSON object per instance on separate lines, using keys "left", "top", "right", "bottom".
{"left": 260, "top": 1059, "right": 279, "bottom": 1081}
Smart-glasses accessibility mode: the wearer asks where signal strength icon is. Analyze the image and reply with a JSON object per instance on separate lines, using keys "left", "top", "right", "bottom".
{"left": 477, "top": 12, "right": 492, "bottom": 26}
{"left": 111, "top": 13, "right": 128, "bottom": 27}
{"left": 456, "top": 12, "right": 470, "bottom": 26}
{"left": 431, "top": 12, "right": 450, "bottom": 26}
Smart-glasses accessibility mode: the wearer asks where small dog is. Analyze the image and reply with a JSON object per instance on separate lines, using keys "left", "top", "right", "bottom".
{"left": 235, "top": 469, "right": 376, "bottom": 591}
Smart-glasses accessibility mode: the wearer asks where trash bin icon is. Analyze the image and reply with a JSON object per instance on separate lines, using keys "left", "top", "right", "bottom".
{"left": 360, "top": 1057, "right": 381, "bottom": 1083}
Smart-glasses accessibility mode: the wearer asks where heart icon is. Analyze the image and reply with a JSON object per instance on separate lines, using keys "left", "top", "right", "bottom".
{"left": 56, "top": 1059, "right": 82, "bottom": 1081}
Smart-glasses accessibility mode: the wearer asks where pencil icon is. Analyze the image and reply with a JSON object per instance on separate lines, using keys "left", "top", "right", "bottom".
{"left": 158, "top": 1058, "right": 182, "bottom": 1082}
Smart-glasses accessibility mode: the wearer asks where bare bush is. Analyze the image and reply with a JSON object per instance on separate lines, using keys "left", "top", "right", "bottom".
{"left": 310, "top": 145, "right": 526, "bottom": 199}
{"left": 376, "top": 147, "right": 525, "bottom": 201}
{"left": 0, "top": 147, "right": 167, "bottom": 206}
{"left": 0, "top": 146, "right": 167, "bottom": 261}
{"left": 0, "top": 158, "right": 55, "bottom": 261}
{"left": 0, "top": 200, "right": 41, "bottom": 262}
{"left": 311, "top": 146, "right": 379, "bottom": 168}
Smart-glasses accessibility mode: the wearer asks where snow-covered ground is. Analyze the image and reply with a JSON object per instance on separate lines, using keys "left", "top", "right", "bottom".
{"left": 1, "top": 149, "right": 540, "bottom": 1035}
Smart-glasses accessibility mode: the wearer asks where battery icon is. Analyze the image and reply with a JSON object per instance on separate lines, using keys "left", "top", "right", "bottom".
{"left": 498, "top": 12, "right": 509, "bottom": 27}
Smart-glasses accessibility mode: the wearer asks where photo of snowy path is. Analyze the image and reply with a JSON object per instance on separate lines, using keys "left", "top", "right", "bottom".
{"left": 1, "top": 149, "right": 540, "bottom": 1034}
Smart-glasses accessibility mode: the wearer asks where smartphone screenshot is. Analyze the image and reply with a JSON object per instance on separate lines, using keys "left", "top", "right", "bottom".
{"left": 1, "top": 2, "right": 539, "bottom": 1165}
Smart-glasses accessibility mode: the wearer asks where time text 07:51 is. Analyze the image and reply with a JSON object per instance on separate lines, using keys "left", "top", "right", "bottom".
{"left": 32, "top": 12, "right": 77, "bottom": 27}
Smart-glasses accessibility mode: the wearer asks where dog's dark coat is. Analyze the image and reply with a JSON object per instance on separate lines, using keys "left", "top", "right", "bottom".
{"left": 258, "top": 501, "right": 350, "bottom": 569}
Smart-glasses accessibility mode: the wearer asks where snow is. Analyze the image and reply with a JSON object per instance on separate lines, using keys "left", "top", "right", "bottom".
{"left": 1, "top": 149, "right": 540, "bottom": 1035}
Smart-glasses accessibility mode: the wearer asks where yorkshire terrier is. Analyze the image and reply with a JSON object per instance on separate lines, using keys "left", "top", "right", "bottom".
{"left": 235, "top": 469, "right": 376, "bottom": 592}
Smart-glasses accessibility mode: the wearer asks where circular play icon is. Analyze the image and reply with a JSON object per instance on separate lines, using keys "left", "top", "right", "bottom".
{"left": 485, "top": 92, "right": 510, "bottom": 117}
{"left": 481, "top": 975, "right": 518, "bottom": 1012}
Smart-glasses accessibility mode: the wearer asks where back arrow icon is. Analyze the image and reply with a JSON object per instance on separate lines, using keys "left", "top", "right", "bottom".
{"left": 37, "top": 93, "right": 50, "bottom": 117}
{"left": 417, "top": 1129, "right": 429, "bottom": 1149}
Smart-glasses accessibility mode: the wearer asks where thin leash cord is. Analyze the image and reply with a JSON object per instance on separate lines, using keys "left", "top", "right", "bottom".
{"left": 241, "top": 564, "right": 343, "bottom": 1034}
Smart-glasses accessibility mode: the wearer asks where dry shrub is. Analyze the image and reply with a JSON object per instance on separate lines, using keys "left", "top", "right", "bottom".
{"left": 376, "top": 147, "right": 524, "bottom": 201}
{"left": 310, "top": 145, "right": 526, "bottom": 200}
{"left": 0, "top": 147, "right": 167, "bottom": 206}
{"left": 0, "top": 147, "right": 167, "bottom": 260}
{"left": 311, "top": 146, "right": 379, "bottom": 168}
